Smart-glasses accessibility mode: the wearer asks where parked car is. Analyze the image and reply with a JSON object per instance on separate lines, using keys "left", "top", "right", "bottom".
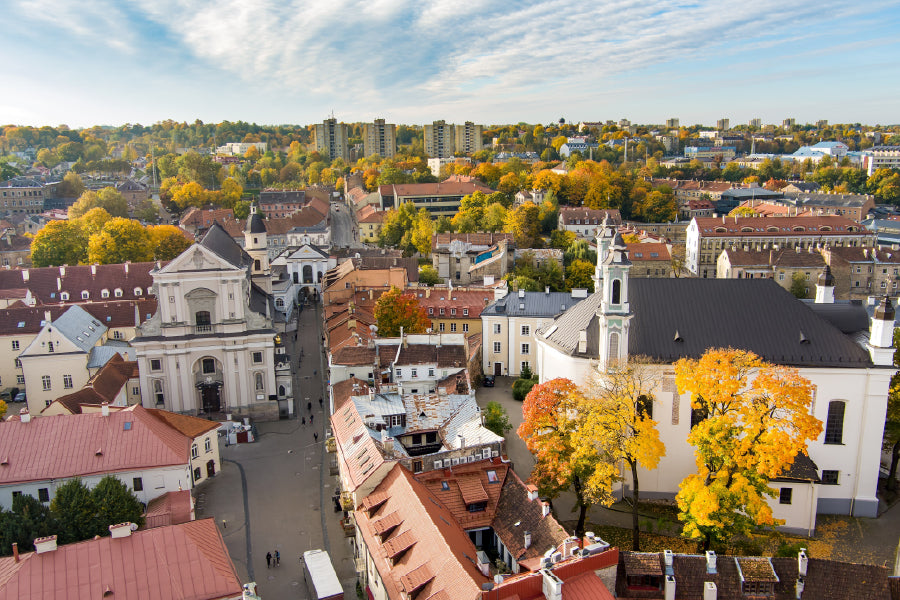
{"left": 13, "top": 392, "right": 25, "bottom": 403}
{"left": 483, "top": 375, "right": 495, "bottom": 387}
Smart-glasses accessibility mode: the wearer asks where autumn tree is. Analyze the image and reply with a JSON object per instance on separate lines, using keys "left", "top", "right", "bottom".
{"left": 148, "top": 225, "right": 192, "bottom": 260}
{"left": 579, "top": 359, "right": 665, "bottom": 550}
{"left": 30, "top": 220, "right": 88, "bottom": 267}
{"left": 56, "top": 171, "right": 85, "bottom": 198}
{"left": 68, "top": 187, "right": 128, "bottom": 219}
{"left": 374, "top": 286, "right": 431, "bottom": 337}
{"left": 674, "top": 349, "right": 822, "bottom": 550}
{"left": 505, "top": 201, "right": 541, "bottom": 248}
{"left": 565, "top": 259, "right": 595, "bottom": 292}
{"left": 518, "top": 378, "right": 601, "bottom": 534}
{"left": 88, "top": 218, "right": 152, "bottom": 264}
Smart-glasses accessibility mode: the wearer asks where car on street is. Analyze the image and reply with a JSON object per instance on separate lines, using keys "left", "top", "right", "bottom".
{"left": 13, "top": 392, "right": 25, "bottom": 403}
{"left": 483, "top": 375, "right": 495, "bottom": 387}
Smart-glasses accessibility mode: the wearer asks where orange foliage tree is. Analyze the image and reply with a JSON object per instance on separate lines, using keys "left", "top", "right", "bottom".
{"left": 373, "top": 286, "right": 431, "bottom": 337}
{"left": 673, "top": 349, "right": 822, "bottom": 550}
{"left": 518, "top": 378, "right": 599, "bottom": 534}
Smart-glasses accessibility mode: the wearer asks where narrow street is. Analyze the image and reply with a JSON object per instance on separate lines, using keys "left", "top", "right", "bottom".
{"left": 197, "top": 302, "right": 358, "bottom": 598}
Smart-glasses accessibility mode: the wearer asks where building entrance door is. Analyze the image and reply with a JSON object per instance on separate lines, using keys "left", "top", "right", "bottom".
{"left": 201, "top": 384, "right": 221, "bottom": 413}
{"left": 207, "top": 460, "right": 216, "bottom": 478}
{"left": 494, "top": 362, "right": 502, "bottom": 376}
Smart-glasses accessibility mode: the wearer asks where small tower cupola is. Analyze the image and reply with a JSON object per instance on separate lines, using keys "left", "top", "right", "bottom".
{"left": 592, "top": 214, "right": 616, "bottom": 290}
{"left": 814, "top": 265, "right": 835, "bottom": 304}
{"left": 244, "top": 203, "right": 272, "bottom": 293}
{"left": 597, "top": 232, "right": 634, "bottom": 370}
{"left": 868, "top": 294, "right": 895, "bottom": 365}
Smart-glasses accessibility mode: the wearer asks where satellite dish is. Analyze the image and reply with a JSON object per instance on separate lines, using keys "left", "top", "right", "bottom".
{"left": 130, "top": 523, "right": 138, "bottom": 531}
{"left": 370, "top": 325, "right": 378, "bottom": 333}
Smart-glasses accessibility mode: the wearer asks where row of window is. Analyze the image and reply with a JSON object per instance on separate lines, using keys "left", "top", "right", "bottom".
{"left": 396, "top": 368, "right": 436, "bottom": 379}
{"left": 11, "top": 477, "right": 147, "bottom": 503}
{"left": 190, "top": 437, "right": 214, "bottom": 458}
{"left": 435, "top": 322, "right": 467, "bottom": 333}
{"left": 491, "top": 324, "right": 531, "bottom": 336}
{"left": 427, "top": 307, "right": 470, "bottom": 316}
{"left": 40, "top": 374, "right": 74, "bottom": 391}
{"left": 149, "top": 352, "right": 264, "bottom": 372}
{"left": 492, "top": 342, "right": 530, "bottom": 354}
{"left": 52, "top": 288, "right": 147, "bottom": 302}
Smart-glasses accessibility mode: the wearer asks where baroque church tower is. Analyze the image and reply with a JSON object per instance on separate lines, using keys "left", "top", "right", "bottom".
{"left": 597, "top": 232, "right": 633, "bottom": 369}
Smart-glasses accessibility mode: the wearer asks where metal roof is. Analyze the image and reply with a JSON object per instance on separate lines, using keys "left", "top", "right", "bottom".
{"left": 482, "top": 291, "right": 586, "bottom": 318}
{"left": 52, "top": 304, "right": 107, "bottom": 353}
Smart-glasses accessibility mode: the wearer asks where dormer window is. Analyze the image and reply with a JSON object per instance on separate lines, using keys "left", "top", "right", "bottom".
{"left": 61, "top": 292, "right": 69, "bottom": 301}
{"left": 101, "top": 289, "right": 109, "bottom": 298}
{"left": 81, "top": 291, "right": 89, "bottom": 300}
{"left": 114, "top": 288, "right": 123, "bottom": 297}
{"left": 134, "top": 288, "right": 142, "bottom": 296}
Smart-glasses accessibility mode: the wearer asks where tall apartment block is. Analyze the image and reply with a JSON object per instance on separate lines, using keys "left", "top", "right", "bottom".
{"left": 454, "top": 121, "right": 483, "bottom": 155}
{"left": 314, "top": 118, "right": 349, "bottom": 162}
{"left": 716, "top": 118, "right": 730, "bottom": 130}
{"left": 666, "top": 118, "right": 680, "bottom": 129}
{"left": 783, "top": 118, "right": 796, "bottom": 128}
{"left": 424, "top": 120, "right": 456, "bottom": 158}
{"left": 749, "top": 118, "right": 762, "bottom": 128}
{"left": 363, "top": 119, "right": 397, "bottom": 159}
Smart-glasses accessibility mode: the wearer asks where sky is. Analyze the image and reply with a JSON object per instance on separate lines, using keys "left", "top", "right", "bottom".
{"left": 3, "top": 0, "right": 900, "bottom": 129}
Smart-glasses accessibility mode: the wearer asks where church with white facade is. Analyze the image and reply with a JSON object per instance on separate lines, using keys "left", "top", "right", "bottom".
{"left": 534, "top": 219, "right": 895, "bottom": 533}
{"left": 132, "top": 208, "right": 294, "bottom": 421}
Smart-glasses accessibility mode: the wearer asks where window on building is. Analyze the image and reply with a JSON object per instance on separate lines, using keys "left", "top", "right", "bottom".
{"left": 150, "top": 359, "right": 162, "bottom": 371}
{"left": 16, "top": 375, "right": 24, "bottom": 384}
{"left": 521, "top": 361, "right": 529, "bottom": 372}
{"left": 612, "top": 279, "right": 622, "bottom": 304}
{"left": 202, "top": 358, "right": 216, "bottom": 374}
{"left": 521, "top": 343, "right": 530, "bottom": 355}
{"left": 154, "top": 380, "right": 164, "bottom": 405}
{"left": 467, "top": 502, "right": 487, "bottom": 512}
{"left": 463, "top": 323, "right": 469, "bottom": 332}
{"left": 521, "top": 325, "right": 530, "bottom": 336}
{"left": 439, "top": 308, "right": 445, "bottom": 316}
{"left": 133, "top": 477, "right": 143, "bottom": 491}
{"left": 428, "top": 307, "right": 434, "bottom": 315}
{"left": 63, "top": 374, "right": 73, "bottom": 389}
{"left": 255, "top": 373, "right": 264, "bottom": 391}
{"left": 81, "top": 291, "right": 89, "bottom": 300}
{"left": 494, "top": 324, "right": 501, "bottom": 334}
{"left": 821, "top": 470, "right": 839, "bottom": 485}
{"left": 824, "top": 400, "right": 845, "bottom": 444}
{"left": 411, "top": 369, "right": 418, "bottom": 378}
{"left": 11, "top": 340, "right": 18, "bottom": 350}
{"left": 486, "top": 470, "right": 499, "bottom": 483}
{"left": 439, "top": 322, "right": 445, "bottom": 332}
{"left": 204, "top": 437, "right": 212, "bottom": 452}
{"left": 41, "top": 375, "right": 51, "bottom": 391}
{"left": 252, "top": 351, "right": 263, "bottom": 364}
{"left": 493, "top": 342, "right": 501, "bottom": 353}
{"left": 608, "top": 332, "right": 619, "bottom": 359}
{"left": 101, "top": 289, "right": 109, "bottom": 298}
{"left": 114, "top": 288, "right": 123, "bottom": 297}
{"left": 450, "top": 323, "right": 457, "bottom": 332}
{"left": 396, "top": 369, "right": 403, "bottom": 378}
{"left": 38, "top": 488, "right": 49, "bottom": 503}
{"left": 47, "top": 341, "right": 54, "bottom": 353}
{"left": 194, "top": 467, "right": 202, "bottom": 482}
{"left": 134, "top": 287, "right": 143, "bottom": 296}
{"left": 14, "top": 358, "right": 21, "bottom": 368}
{"left": 413, "top": 460, "right": 423, "bottom": 473}
{"left": 779, "top": 487, "right": 792, "bottom": 504}
{"left": 192, "top": 443, "right": 199, "bottom": 459}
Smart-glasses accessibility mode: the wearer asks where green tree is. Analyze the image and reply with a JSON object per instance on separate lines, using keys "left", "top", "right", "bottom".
{"left": 550, "top": 230, "right": 576, "bottom": 251}
{"left": 418, "top": 264, "right": 443, "bottom": 285}
{"left": 30, "top": 220, "right": 88, "bottom": 266}
{"left": 148, "top": 225, "right": 192, "bottom": 260}
{"left": 0, "top": 494, "right": 57, "bottom": 554}
{"left": 565, "top": 259, "right": 595, "bottom": 292}
{"left": 789, "top": 272, "right": 809, "bottom": 299}
{"left": 435, "top": 216, "right": 454, "bottom": 234}
{"left": 51, "top": 478, "right": 101, "bottom": 544}
{"left": 68, "top": 187, "right": 128, "bottom": 219}
{"left": 233, "top": 200, "right": 252, "bottom": 220}
{"left": 484, "top": 401, "right": 512, "bottom": 436}
{"left": 374, "top": 286, "right": 431, "bottom": 337}
{"left": 56, "top": 171, "right": 84, "bottom": 198}
{"left": 88, "top": 218, "right": 152, "bottom": 264}
{"left": 92, "top": 475, "right": 145, "bottom": 532}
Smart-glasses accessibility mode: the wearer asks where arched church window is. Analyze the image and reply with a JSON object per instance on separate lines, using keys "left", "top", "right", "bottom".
{"left": 612, "top": 279, "right": 621, "bottom": 304}
{"left": 303, "top": 265, "right": 313, "bottom": 284}
{"left": 255, "top": 373, "right": 264, "bottom": 391}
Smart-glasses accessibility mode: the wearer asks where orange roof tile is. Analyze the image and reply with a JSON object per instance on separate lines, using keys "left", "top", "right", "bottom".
{"left": 384, "top": 529, "right": 418, "bottom": 559}
{"left": 144, "top": 489, "right": 193, "bottom": 529}
{"left": 146, "top": 408, "right": 220, "bottom": 439}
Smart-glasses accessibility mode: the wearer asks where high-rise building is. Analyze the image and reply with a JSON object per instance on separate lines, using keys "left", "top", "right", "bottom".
{"left": 817, "top": 120, "right": 829, "bottom": 129}
{"left": 454, "top": 121, "right": 483, "bottom": 155}
{"left": 749, "top": 118, "right": 762, "bottom": 128}
{"left": 314, "top": 118, "right": 349, "bottom": 162}
{"left": 716, "top": 118, "right": 730, "bottom": 130}
{"left": 363, "top": 119, "right": 396, "bottom": 159}
{"left": 424, "top": 120, "right": 456, "bottom": 158}
{"left": 783, "top": 118, "right": 796, "bottom": 129}
{"left": 666, "top": 118, "right": 680, "bottom": 129}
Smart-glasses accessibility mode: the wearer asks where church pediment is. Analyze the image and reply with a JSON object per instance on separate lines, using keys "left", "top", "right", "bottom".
{"left": 286, "top": 245, "right": 328, "bottom": 260}
{"left": 158, "top": 244, "right": 243, "bottom": 274}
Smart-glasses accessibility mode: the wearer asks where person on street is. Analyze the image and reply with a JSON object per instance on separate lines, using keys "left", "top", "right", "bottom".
{"left": 310, "top": 414, "right": 314, "bottom": 424}
{"left": 302, "top": 416, "right": 306, "bottom": 425}
{"left": 275, "top": 550, "right": 281, "bottom": 566}
{"left": 307, "top": 401, "right": 312, "bottom": 412}
{"left": 266, "top": 552, "right": 272, "bottom": 568}
{"left": 314, "top": 432, "right": 318, "bottom": 442}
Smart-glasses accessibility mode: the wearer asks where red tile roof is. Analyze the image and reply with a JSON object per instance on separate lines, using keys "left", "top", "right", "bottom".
{"left": 146, "top": 408, "right": 220, "bottom": 439}
{"left": 0, "top": 405, "right": 190, "bottom": 485}
{"left": 432, "top": 232, "right": 514, "bottom": 250}
{"left": 330, "top": 400, "right": 387, "bottom": 491}
{"left": 0, "top": 518, "right": 241, "bottom": 600}
{"left": 415, "top": 460, "right": 508, "bottom": 530}
{"left": 626, "top": 243, "right": 670, "bottom": 262}
{"left": 144, "top": 489, "right": 194, "bottom": 529}
{"left": 180, "top": 208, "right": 235, "bottom": 230}
{"left": 42, "top": 355, "right": 138, "bottom": 415}
{"left": 693, "top": 215, "right": 869, "bottom": 237}
{"left": 414, "top": 289, "right": 494, "bottom": 317}
{"left": 355, "top": 464, "right": 488, "bottom": 600}
{"left": 0, "top": 263, "right": 157, "bottom": 305}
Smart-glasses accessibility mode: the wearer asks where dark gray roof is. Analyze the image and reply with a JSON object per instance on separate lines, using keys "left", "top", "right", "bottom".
{"left": 773, "top": 452, "right": 820, "bottom": 482}
{"left": 200, "top": 222, "right": 252, "bottom": 269}
{"left": 249, "top": 282, "right": 271, "bottom": 316}
{"left": 804, "top": 300, "right": 870, "bottom": 334}
{"left": 541, "top": 279, "right": 872, "bottom": 368}
{"left": 538, "top": 292, "right": 603, "bottom": 357}
{"left": 247, "top": 210, "right": 266, "bottom": 234}
{"left": 482, "top": 291, "right": 585, "bottom": 318}
{"left": 53, "top": 305, "right": 108, "bottom": 353}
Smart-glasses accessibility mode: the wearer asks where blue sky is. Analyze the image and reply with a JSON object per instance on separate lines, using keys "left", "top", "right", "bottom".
{"left": 3, "top": 0, "right": 900, "bottom": 128}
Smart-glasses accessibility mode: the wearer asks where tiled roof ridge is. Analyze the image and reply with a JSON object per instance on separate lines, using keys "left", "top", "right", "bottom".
{"left": 130, "top": 405, "right": 192, "bottom": 458}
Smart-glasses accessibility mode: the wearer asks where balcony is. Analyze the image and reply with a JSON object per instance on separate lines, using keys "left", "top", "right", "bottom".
{"left": 194, "top": 324, "right": 213, "bottom": 334}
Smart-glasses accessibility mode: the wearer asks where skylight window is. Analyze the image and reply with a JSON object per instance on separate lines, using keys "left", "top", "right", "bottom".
{"left": 17, "top": 322, "right": 24, "bottom": 328}
{"left": 123, "top": 422, "right": 132, "bottom": 431}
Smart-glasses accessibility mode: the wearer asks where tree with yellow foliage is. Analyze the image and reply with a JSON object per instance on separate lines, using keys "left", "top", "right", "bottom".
{"left": 578, "top": 359, "right": 665, "bottom": 550}
{"left": 673, "top": 349, "right": 822, "bottom": 550}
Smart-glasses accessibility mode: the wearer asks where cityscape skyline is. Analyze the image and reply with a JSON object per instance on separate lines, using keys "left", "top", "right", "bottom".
{"left": 3, "top": 0, "right": 900, "bottom": 128}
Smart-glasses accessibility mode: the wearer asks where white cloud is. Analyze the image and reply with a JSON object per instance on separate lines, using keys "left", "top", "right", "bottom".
{"left": 12, "top": 0, "right": 135, "bottom": 52}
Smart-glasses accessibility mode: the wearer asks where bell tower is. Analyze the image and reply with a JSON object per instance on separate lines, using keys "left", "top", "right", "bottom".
{"left": 592, "top": 214, "right": 616, "bottom": 291}
{"left": 597, "top": 233, "right": 633, "bottom": 369}
{"left": 244, "top": 204, "right": 272, "bottom": 294}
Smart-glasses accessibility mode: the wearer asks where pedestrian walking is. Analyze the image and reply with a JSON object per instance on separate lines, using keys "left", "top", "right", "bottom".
{"left": 307, "top": 401, "right": 312, "bottom": 412}
{"left": 266, "top": 552, "right": 272, "bottom": 568}
{"left": 310, "top": 414, "right": 314, "bottom": 424}
{"left": 275, "top": 550, "right": 281, "bottom": 566}
{"left": 319, "top": 397, "right": 323, "bottom": 408}
{"left": 314, "top": 432, "right": 318, "bottom": 442}
{"left": 302, "top": 416, "right": 306, "bottom": 425}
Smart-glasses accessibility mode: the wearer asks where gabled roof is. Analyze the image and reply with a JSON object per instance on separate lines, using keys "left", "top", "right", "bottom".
{"left": 540, "top": 279, "right": 872, "bottom": 368}
{"left": 0, "top": 263, "right": 156, "bottom": 305}
{"left": 492, "top": 468, "right": 569, "bottom": 564}
{"left": 199, "top": 222, "right": 252, "bottom": 269}
{"left": 415, "top": 459, "right": 508, "bottom": 530}
{"left": 144, "top": 489, "right": 194, "bottom": 528}
{"left": 354, "top": 464, "right": 488, "bottom": 600}
{"left": 146, "top": 408, "right": 220, "bottom": 439}
{"left": 0, "top": 518, "right": 241, "bottom": 600}
{"left": 330, "top": 399, "right": 388, "bottom": 491}
{"left": 0, "top": 405, "right": 191, "bottom": 485}
{"left": 50, "top": 304, "right": 108, "bottom": 353}
{"left": 44, "top": 354, "right": 139, "bottom": 414}
{"left": 693, "top": 215, "right": 867, "bottom": 237}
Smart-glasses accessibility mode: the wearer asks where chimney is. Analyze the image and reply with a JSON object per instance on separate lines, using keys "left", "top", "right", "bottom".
{"left": 524, "top": 531, "right": 532, "bottom": 549}
{"left": 577, "top": 330, "right": 587, "bottom": 353}
{"left": 518, "top": 289, "right": 525, "bottom": 298}
{"left": 91, "top": 264, "right": 97, "bottom": 276}
{"left": 664, "top": 549, "right": 674, "bottom": 568}
{"left": 20, "top": 407, "right": 30, "bottom": 423}
{"left": 798, "top": 548, "right": 808, "bottom": 576}
{"left": 11, "top": 542, "right": 19, "bottom": 562}
{"left": 109, "top": 522, "right": 133, "bottom": 538}
{"left": 383, "top": 437, "right": 394, "bottom": 456}
{"left": 57, "top": 277, "right": 61, "bottom": 292}
{"left": 44, "top": 310, "right": 52, "bottom": 323}
{"left": 101, "top": 402, "right": 110, "bottom": 417}
{"left": 21, "top": 269, "right": 28, "bottom": 282}
{"left": 526, "top": 484, "right": 539, "bottom": 502}
{"left": 34, "top": 535, "right": 57, "bottom": 553}
{"left": 705, "top": 550, "right": 717, "bottom": 574}
{"left": 545, "top": 286, "right": 550, "bottom": 294}
{"left": 541, "top": 501, "right": 551, "bottom": 518}
{"left": 457, "top": 434, "right": 465, "bottom": 449}
{"left": 124, "top": 262, "right": 129, "bottom": 276}
{"left": 59, "top": 265, "right": 65, "bottom": 277}
{"left": 664, "top": 575, "right": 676, "bottom": 600}
{"left": 704, "top": 581, "right": 718, "bottom": 600}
